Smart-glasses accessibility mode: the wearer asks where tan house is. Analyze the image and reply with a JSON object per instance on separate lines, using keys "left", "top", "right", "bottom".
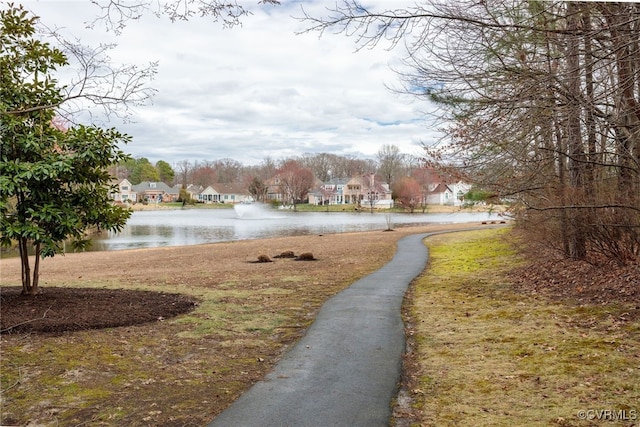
{"left": 309, "top": 174, "right": 393, "bottom": 209}
{"left": 343, "top": 174, "right": 392, "bottom": 208}
{"left": 265, "top": 176, "right": 284, "bottom": 203}
{"left": 132, "top": 181, "right": 177, "bottom": 203}
{"left": 180, "top": 184, "right": 202, "bottom": 202}
{"left": 196, "top": 186, "right": 220, "bottom": 203}
{"left": 110, "top": 179, "right": 137, "bottom": 203}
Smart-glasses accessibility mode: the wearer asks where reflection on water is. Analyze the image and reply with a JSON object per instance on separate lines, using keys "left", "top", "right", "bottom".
{"left": 88, "top": 207, "right": 498, "bottom": 252}
{"left": 0, "top": 207, "right": 500, "bottom": 256}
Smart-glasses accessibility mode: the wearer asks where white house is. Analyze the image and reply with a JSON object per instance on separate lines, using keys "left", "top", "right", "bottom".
{"left": 196, "top": 183, "right": 252, "bottom": 204}
{"left": 449, "top": 181, "right": 472, "bottom": 206}
{"left": 211, "top": 183, "right": 252, "bottom": 204}
{"left": 426, "top": 183, "right": 454, "bottom": 205}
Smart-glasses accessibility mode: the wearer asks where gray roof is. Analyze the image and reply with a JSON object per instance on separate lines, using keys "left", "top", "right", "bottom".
{"left": 131, "top": 181, "right": 176, "bottom": 193}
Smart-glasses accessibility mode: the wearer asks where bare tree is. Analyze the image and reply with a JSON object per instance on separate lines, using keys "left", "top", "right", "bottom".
{"left": 299, "top": 152, "right": 338, "bottom": 182}
{"left": 393, "top": 176, "right": 421, "bottom": 213}
{"left": 175, "top": 160, "right": 193, "bottom": 188}
{"left": 300, "top": 0, "right": 640, "bottom": 263}
{"left": 376, "top": 144, "right": 405, "bottom": 188}
{"left": 191, "top": 161, "right": 218, "bottom": 187}
{"left": 212, "top": 158, "right": 243, "bottom": 183}
{"left": 334, "top": 155, "right": 375, "bottom": 178}
{"left": 3, "top": 24, "right": 156, "bottom": 123}
{"left": 276, "top": 160, "right": 315, "bottom": 211}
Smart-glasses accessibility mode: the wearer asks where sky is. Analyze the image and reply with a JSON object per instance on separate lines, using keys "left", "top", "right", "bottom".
{"left": 20, "top": 1, "right": 439, "bottom": 166}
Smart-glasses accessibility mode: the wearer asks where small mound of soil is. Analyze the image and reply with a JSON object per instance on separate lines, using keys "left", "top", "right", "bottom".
{"left": 0, "top": 287, "right": 199, "bottom": 335}
{"left": 295, "top": 252, "right": 316, "bottom": 261}
{"left": 274, "top": 251, "right": 296, "bottom": 259}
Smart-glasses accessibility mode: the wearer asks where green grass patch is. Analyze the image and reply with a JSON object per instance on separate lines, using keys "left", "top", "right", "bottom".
{"left": 408, "top": 228, "right": 639, "bottom": 426}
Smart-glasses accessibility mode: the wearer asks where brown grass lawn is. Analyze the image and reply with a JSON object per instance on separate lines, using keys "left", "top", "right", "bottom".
{"left": 1, "top": 223, "right": 479, "bottom": 426}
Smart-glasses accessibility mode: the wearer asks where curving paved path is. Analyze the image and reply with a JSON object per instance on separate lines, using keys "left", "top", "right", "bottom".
{"left": 207, "top": 232, "right": 433, "bottom": 427}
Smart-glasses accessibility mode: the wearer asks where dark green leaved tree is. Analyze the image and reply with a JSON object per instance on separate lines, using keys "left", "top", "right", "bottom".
{"left": 125, "top": 157, "right": 159, "bottom": 184}
{"left": 156, "top": 160, "right": 175, "bottom": 184}
{"left": 0, "top": 5, "right": 132, "bottom": 295}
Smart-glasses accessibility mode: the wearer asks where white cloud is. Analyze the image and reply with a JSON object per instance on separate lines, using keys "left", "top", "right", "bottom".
{"left": 22, "top": 1, "right": 439, "bottom": 166}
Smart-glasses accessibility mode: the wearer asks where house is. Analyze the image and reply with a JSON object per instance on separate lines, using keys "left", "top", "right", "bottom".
{"left": 110, "top": 179, "right": 137, "bottom": 203}
{"left": 449, "top": 182, "right": 472, "bottom": 205}
{"left": 308, "top": 177, "right": 348, "bottom": 205}
{"left": 196, "top": 183, "right": 252, "bottom": 204}
{"left": 426, "top": 183, "right": 454, "bottom": 205}
{"left": 344, "top": 174, "right": 393, "bottom": 208}
{"left": 196, "top": 186, "right": 219, "bottom": 203}
{"left": 264, "top": 176, "right": 284, "bottom": 203}
{"left": 181, "top": 184, "right": 202, "bottom": 202}
{"left": 308, "top": 175, "right": 393, "bottom": 209}
{"left": 425, "top": 181, "right": 471, "bottom": 206}
{"left": 132, "top": 181, "right": 177, "bottom": 203}
{"left": 212, "top": 182, "right": 252, "bottom": 204}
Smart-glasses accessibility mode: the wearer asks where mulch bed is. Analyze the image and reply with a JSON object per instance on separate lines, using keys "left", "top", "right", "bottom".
{"left": 0, "top": 287, "right": 198, "bottom": 335}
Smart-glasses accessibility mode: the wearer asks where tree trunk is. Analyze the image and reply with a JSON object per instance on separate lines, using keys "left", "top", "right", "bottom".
{"left": 33, "top": 242, "right": 41, "bottom": 293}
{"left": 19, "top": 237, "right": 31, "bottom": 294}
{"left": 555, "top": 118, "right": 570, "bottom": 257}
{"left": 582, "top": 4, "right": 597, "bottom": 203}
{"left": 565, "top": 2, "right": 587, "bottom": 260}
{"left": 18, "top": 237, "right": 40, "bottom": 295}
{"left": 600, "top": 3, "right": 640, "bottom": 203}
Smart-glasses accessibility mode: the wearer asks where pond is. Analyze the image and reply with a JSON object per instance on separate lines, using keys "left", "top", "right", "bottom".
{"left": 1, "top": 205, "right": 501, "bottom": 257}
{"left": 89, "top": 205, "right": 499, "bottom": 252}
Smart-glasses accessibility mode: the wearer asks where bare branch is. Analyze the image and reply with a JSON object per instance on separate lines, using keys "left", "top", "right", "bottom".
{"left": 0, "top": 306, "right": 53, "bottom": 334}
{"left": 87, "top": 0, "right": 280, "bottom": 33}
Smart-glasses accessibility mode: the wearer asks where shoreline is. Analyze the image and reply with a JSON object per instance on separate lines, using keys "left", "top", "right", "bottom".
{"left": 126, "top": 202, "right": 507, "bottom": 214}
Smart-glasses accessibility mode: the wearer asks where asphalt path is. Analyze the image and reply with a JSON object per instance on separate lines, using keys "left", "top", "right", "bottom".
{"left": 207, "top": 232, "right": 433, "bottom": 427}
